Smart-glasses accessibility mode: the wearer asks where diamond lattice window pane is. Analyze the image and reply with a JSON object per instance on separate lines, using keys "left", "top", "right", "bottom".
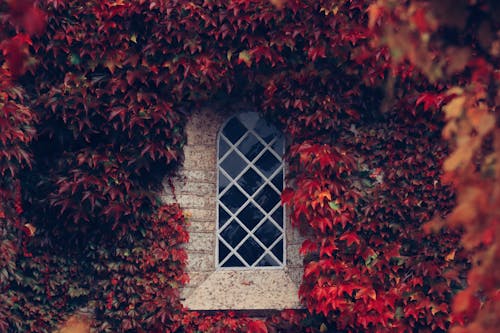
{"left": 271, "top": 170, "right": 283, "bottom": 191}
{"left": 222, "top": 118, "right": 246, "bottom": 143}
{"left": 271, "top": 134, "right": 285, "bottom": 154}
{"left": 256, "top": 254, "right": 279, "bottom": 267}
{"left": 271, "top": 239, "right": 283, "bottom": 261}
{"left": 218, "top": 171, "right": 230, "bottom": 193}
{"left": 219, "top": 138, "right": 230, "bottom": 158}
{"left": 255, "top": 185, "right": 281, "bottom": 212}
{"left": 254, "top": 118, "right": 275, "bottom": 143}
{"left": 237, "top": 133, "right": 264, "bottom": 161}
{"left": 222, "top": 255, "right": 244, "bottom": 267}
{"left": 238, "top": 112, "right": 259, "bottom": 130}
{"left": 237, "top": 168, "right": 264, "bottom": 195}
{"left": 219, "top": 206, "right": 231, "bottom": 228}
{"left": 237, "top": 203, "right": 264, "bottom": 231}
{"left": 237, "top": 238, "right": 265, "bottom": 266}
{"left": 220, "top": 221, "right": 246, "bottom": 248}
{"left": 254, "top": 220, "right": 281, "bottom": 247}
{"left": 217, "top": 112, "right": 285, "bottom": 268}
{"left": 220, "top": 186, "right": 247, "bottom": 213}
{"left": 272, "top": 208, "right": 284, "bottom": 228}
{"left": 255, "top": 150, "right": 280, "bottom": 177}
{"left": 220, "top": 151, "right": 245, "bottom": 179}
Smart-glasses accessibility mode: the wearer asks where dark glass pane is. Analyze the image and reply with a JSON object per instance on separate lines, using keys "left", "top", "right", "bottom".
{"left": 237, "top": 203, "right": 264, "bottom": 231}
{"left": 272, "top": 208, "right": 284, "bottom": 228}
{"left": 218, "top": 240, "right": 231, "bottom": 263}
{"left": 220, "top": 221, "right": 246, "bottom": 248}
{"left": 237, "top": 133, "right": 264, "bottom": 161}
{"left": 237, "top": 238, "right": 264, "bottom": 266}
{"left": 218, "top": 171, "right": 230, "bottom": 193}
{"left": 256, "top": 254, "right": 279, "bottom": 267}
{"left": 222, "top": 117, "right": 246, "bottom": 143}
{"left": 222, "top": 255, "right": 245, "bottom": 267}
{"left": 220, "top": 186, "right": 247, "bottom": 213}
{"left": 218, "top": 206, "right": 231, "bottom": 228}
{"left": 255, "top": 118, "right": 276, "bottom": 143}
{"left": 271, "top": 239, "right": 284, "bottom": 262}
{"left": 255, "top": 150, "right": 280, "bottom": 177}
{"left": 220, "top": 151, "right": 245, "bottom": 179}
{"left": 237, "top": 168, "right": 264, "bottom": 195}
{"left": 255, "top": 185, "right": 281, "bottom": 212}
{"left": 271, "top": 134, "right": 285, "bottom": 155}
{"left": 254, "top": 220, "right": 281, "bottom": 247}
{"left": 271, "top": 170, "right": 283, "bottom": 191}
{"left": 238, "top": 112, "right": 259, "bottom": 130}
{"left": 218, "top": 138, "right": 230, "bottom": 158}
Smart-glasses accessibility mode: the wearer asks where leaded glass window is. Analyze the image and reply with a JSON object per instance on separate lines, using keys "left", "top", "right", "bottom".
{"left": 217, "top": 112, "right": 285, "bottom": 268}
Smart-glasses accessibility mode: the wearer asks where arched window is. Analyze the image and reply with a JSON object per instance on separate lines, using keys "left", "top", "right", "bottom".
{"left": 217, "top": 112, "right": 285, "bottom": 268}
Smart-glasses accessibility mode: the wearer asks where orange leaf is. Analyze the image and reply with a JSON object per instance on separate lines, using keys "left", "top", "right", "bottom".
{"left": 467, "top": 108, "right": 495, "bottom": 136}
{"left": 367, "top": 3, "right": 382, "bottom": 29}
{"left": 443, "top": 145, "right": 473, "bottom": 172}
{"left": 445, "top": 250, "right": 456, "bottom": 261}
{"left": 443, "top": 95, "right": 465, "bottom": 120}
{"left": 452, "top": 290, "right": 471, "bottom": 313}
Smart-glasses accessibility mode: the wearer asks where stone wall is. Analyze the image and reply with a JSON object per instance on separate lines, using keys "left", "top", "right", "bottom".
{"left": 161, "top": 107, "right": 304, "bottom": 310}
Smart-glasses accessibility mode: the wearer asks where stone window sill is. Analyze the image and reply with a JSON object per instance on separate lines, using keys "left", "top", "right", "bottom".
{"left": 182, "top": 269, "right": 301, "bottom": 310}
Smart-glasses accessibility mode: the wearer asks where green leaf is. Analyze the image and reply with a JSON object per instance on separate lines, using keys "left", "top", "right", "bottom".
{"left": 328, "top": 201, "right": 340, "bottom": 211}
{"left": 238, "top": 50, "right": 252, "bottom": 66}
{"left": 365, "top": 253, "right": 378, "bottom": 267}
{"left": 70, "top": 53, "right": 81, "bottom": 65}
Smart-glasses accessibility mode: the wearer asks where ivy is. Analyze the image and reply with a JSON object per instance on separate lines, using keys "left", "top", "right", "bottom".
{"left": 1, "top": 0, "right": 495, "bottom": 332}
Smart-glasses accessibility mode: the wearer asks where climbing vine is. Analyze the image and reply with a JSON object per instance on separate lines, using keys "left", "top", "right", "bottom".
{"left": 1, "top": 0, "right": 495, "bottom": 332}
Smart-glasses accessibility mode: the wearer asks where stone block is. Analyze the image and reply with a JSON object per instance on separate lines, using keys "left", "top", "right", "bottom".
{"left": 177, "top": 195, "right": 210, "bottom": 209}
{"left": 182, "top": 153, "right": 216, "bottom": 170}
{"left": 179, "top": 183, "right": 214, "bottom": 196}
{"left": 185, "top": 232, "right": 215, "bottom": 252}
{"left": 187, "top": 128, "right": 218, "bottom": 146}
{"left": 187, "top": 252, "right": 215, "bottom": 272}
{"left": 188, "top": 221, "right": 216, "bottom": 233}
{"left": 183, "top": 170, "right": 216, "bottom": 183}
{"left": 286, "top": 267, "right": 304, "bottom": 285}
{"left": 286, "top": 245, "right": 304, "bottom": 267}
{"left": 186, "top": 208, "right": 216, "bottom": 222}
{"left": 286, "top": 224, "right": 305, "bottom": 244}
{"left": 185, "top": 271, "right": 211, "bottom": 287}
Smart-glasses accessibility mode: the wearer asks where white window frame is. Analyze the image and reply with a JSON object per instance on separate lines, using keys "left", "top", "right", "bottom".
{"left": 216, "top": 112, "right": 285, "bottom": 269}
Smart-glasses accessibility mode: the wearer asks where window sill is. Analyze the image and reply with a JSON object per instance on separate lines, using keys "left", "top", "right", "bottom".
{"left": 182, "top": 269, "right": 302, "bottom": 310}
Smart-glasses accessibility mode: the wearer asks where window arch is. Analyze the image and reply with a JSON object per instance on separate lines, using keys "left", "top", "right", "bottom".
{"left": 217, "top": 112, "right": 285, "bottom": 268}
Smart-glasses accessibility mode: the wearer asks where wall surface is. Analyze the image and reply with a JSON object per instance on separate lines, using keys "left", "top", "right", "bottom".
{"left": 161, "top": 107, "right": 304, "bottom": 310}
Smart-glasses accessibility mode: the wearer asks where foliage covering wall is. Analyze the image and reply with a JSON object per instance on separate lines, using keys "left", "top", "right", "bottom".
{"left": 0, "top": 0, "right": 497, "bottom": 332}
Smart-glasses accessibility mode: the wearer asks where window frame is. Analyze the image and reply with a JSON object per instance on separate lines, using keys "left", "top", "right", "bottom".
{"left": 215, "top": 112, "right": 286, "bottom": 270}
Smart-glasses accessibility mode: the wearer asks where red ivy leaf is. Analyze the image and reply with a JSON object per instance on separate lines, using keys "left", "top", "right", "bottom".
{"left": 247, "top": 320, "right": 268, "bottom": 333}
{"left": 416, "top": 92, "right": 445, "bottom": 111}
{"left": 339, "top": 232, "right": 361, "bottom": 246}
{"left": 300, "top": 239, "right": 318, "bottom": 255}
